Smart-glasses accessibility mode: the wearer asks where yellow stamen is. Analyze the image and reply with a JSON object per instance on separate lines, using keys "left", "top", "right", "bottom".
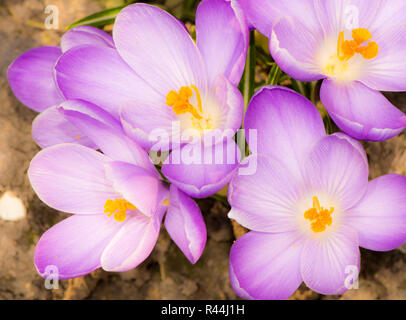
{"left": 166, "top": 85, "right": 203, "bottom": 120}
{"left": 352, "top": 28, "right": 372, "bottom": 45}
{"left": 161, "top": 198, "right": 170, "bottom": 207}
{"left": 104, "top": 198, "right": 136, "bottom": 222}
{"left": 304, "top": 196, "right": 334, "bottom": 233}
{"left": 337, "top": 28, "right": 378, "bottom": 61}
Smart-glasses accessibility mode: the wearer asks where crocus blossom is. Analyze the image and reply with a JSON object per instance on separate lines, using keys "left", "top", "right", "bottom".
{"left": 53, "top": 1, "right": 247, "bottom": 198}
{"left": 240, "top": 0, "right": 406, "bottom": 141}
{"left": 228, "top": 86, "right": 406, "bottom": 299}
{"left": 7, "top": 25, "right": 115, "bottom": 148}
{"left": 29, "top": 100, "right": 206, "bottom": 278}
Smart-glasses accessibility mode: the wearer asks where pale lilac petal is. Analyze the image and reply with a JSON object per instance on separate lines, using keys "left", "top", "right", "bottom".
{"left": 60, "top": 25, "right": 114, "bottom": 53}
{"left": 270, "top": 16, "right": 324, "bottom": 82}
{"left": 303, "top": 135, "right": 369, "bottom": 211}
{"left": 361, "top": 3, "right": 406, "bottom": 91}
{"left": 312, "top": 0, "right": 383, "bottom": 36}
{"left": 196, "top": 0, "right": 248, "bottom": 86}
{"left": 213, "top": 74, "right": 244, "bottom": 134}
{"left": 331, "top": 132, "right": 368, "bottom": 167}
{"left": 230, "top": 231, "right": 304, "bottom": 300}
{"left": 239, "top": 0, "right": 317, "bottom": 37}
{"left": 59, "top": 100, "right": 157, "bottom": 173}
{"left": 301, "top": 225, "right": 360, "bottom": 295}
{"left": 228, "top": 154, "right": 302, "bottom": 233}
{"left": 8, "top": 46, "right": 63, "bottom": 112}
{"left": 113, "top": 3, "right": 207, "bottom": 95}
{"left": 104, "top": 161, "right": 168, "bottom": 217}
{"left": 244, "top": 86, "right": 325, "bottom": 181}
{"left": 32, "top": 106, "right": 96, "bottom": 149}
{"left": 320, "top": 80, "right": 406, "bottom": 141}
{"left": 35, "top": 214, "right": 124, "bottom": 279}
{"left": 119, "top": 98, "right": 177, "bottom": 152}
{"left": 162, "top": 139, "right": 241, "bottom": 198}
{"left": 229, "top": 262, "right": 254, "bottom": 300}
{"left": 55, "top": 45, "right": 162, "bottom": 118}
{"left": 28, "top": 144, "right": 115, "bottom": 214}
{"left": 165, "top": 185, "right": 207, "bottom": 264}
{"left": 101, "top": 213, "right": 163, "bottom": 272}
{"left": 346, "top": 174, "right": 406, "bottom": 251}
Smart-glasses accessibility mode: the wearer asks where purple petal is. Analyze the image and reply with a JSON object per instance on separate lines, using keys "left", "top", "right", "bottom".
{"left": 101, "top": 213, "right": 163, "bottom": 272}
{"left": 320, "top": 80, "right": 406, "bottom": 141}
{"left": 228, "top": 154, "right": 302, "bottom": 233}
{"left": 32, "top": 106, "right": 96, "bottom": 149}
{"left": 239, "top": 0, "right": 317, "bottom": 37}
{"left": 303, "top": 135, "right": 369, "bottom": 211}
{"left": 55, "top": 45, "right": 161, "bottom": 118}
{"left": 8, "top": 46, "right": 63, "bottom": 112}
{"left": 230, "top": 231, "right": 304, "bottom": 300}
{"left": 196, "top": 0, "right": 248, "bottom": 86}
{"left": 61, "top": 25, "right": 114, "bottom": 53}
{"left": 301, "top": 225, "right": 360, "bottom": 295}
{"left": 113, "top": 3, "right": 207, "bottom": 95}
{"left": 361, "top": 2, "right": 406, "bottom": 91}
{"left": 331, "top": 132, "right": 368, "bottom": 167}
{"left": 59, "top": 100, "right": 157, "bottom": 173}
{"left": 165, "top": 185, "right": 207, "bottom": 264}
{"left": 270, "top": 16, "right": 323, "bottom": 82}
{"left": 213, "top": 74, "right": 244, "bottom": 134}
{"left": 244, "top": 86, "right": 326, "bottom": 181}
{"left": 35, "top": 214, "right": 123, "bottom": 279}
{"left": 119, "top": 97, "right": 177, "bottom": 152}
{"left": 28, "top": 144, "right": 115, "bottom": 214}
{"left": 229, "top": 262, "right": 254, "bottom": 300}
{"left": 104, "top": 161, "right": 168, "bottom": 217}
{"left": 346, "top": 174, "right": 406, "bottom": 251}
{"left": 162, "top": 139, "right": 241, "bottom": 198}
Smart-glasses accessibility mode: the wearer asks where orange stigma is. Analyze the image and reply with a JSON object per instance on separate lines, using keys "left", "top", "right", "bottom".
{"left": 304, "top": 197, "right": 334, "bottom": 233}
{"left": 166, "top": 85, "right": 203, "bottom": 120}
{"left": 337, "top": 28, "right": 379, "bottom": 61}
{"left": 104, "top": 198, "right": 136, "bottom": 222}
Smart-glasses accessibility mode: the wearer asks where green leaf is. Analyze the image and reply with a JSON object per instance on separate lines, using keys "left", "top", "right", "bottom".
{"left": 66, "top": 5, "right": 128, "bottom": 30}
{"left": 240, "top": 31, "right": 256, "bottom": 116}
{"left": 267, "top": 63, "right": 282, "bottom": 85}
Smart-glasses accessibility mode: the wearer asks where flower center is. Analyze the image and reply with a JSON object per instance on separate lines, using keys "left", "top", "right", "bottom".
{"left": 337, "top": 28, "right": 379, "bottom": 61}
{"left": 166, "top": 85, "right": 203, "bottom": 120}
{"left": 304, "top": 196, "right": 334, "bottom": 233}
{"left": 104, "top": 198, "right": 136, "bottom": 222}
{"left": 166, "top": 85, "right": 213, "bottom": 131}
{"left": 322, "top": 28, "right": 378, "bottom": 79}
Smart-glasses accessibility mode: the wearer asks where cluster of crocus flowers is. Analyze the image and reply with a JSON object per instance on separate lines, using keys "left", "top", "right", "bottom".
{"left": 240, "top": 0, "right": 406, "bottom": 141}
{"left": 29, "top": 100, "right": 207, "bottom": 277}
{"left": 7, "top": 0, "right": 247, "bottom": 279}
{"left": 6, "top": 0, "right": 406, "bottom": 300}
{"left": 228, "top": 86, "right": 406, "bottom": 299}
{"left": 53, "top": 1, "right": 248, "bottom": 198}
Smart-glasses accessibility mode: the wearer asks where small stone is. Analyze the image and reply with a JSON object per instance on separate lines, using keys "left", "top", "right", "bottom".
{"left": 0, "top": 191, "right": 26, "bottom": 221}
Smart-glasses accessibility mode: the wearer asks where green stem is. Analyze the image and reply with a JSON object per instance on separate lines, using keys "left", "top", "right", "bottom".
{"left": 267, "top": 63, "right": 282, "bottom": 85}
{"left": 291, "top": 79, "right": 308, "bottom": 98}
{"left": 242, "top": 31, "right": 256, "bottom": 119}
{"left": 238, "top": 31, "right": 256, "bottom": 158}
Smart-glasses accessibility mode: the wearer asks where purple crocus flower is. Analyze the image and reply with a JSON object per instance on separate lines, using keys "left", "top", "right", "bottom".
{"left": 7, "top": 26, "right": 115, "bottom": 148}
{"left": 29, "top": 100, "right": 207, "bottom": 278}
{"left": 240, "top": 0, "right": 406, "bottom": 141}
{"left": 53, "top": 1, "right": 248, "bottom": 198}
{"left": 228, "top": 86, "right": 406, "bottom": 299}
